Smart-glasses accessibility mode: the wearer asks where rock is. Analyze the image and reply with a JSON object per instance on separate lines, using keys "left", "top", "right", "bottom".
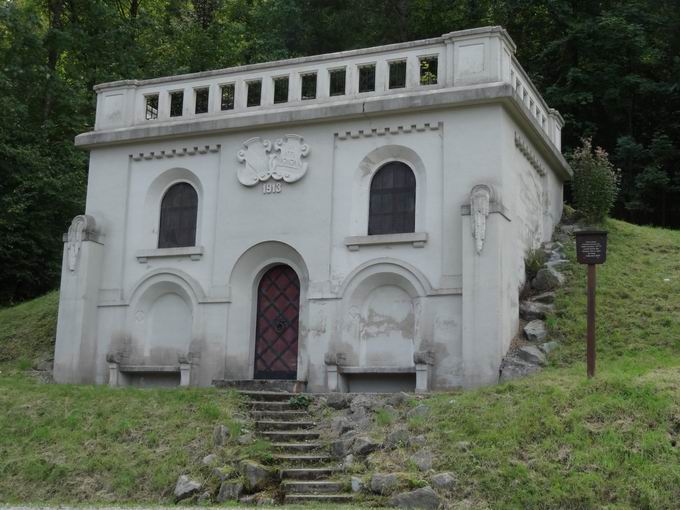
{"left": 370, "top": 473, "right": 400, "bottom": 495}
{"left": 326, "top": 393, "right": 350, "bottom": 409}
{"left": 430, "top": 472, "right": 456, "bottom": 491}
{"left": 411, "top": 434, "right": 427, "bottom": 447}
{"left": 331, "top": 416, "right": 353, "bottom": 436}
{"left": 530, "top": 291, "right": 556, "bottom": 304}
{"left": 331, "top": 437, "right": 354, "bottom": 457}
{"left": 540, "top": 341, "right": 560, "bottom": 354}
{"left": 388, "top": 487, "right": 441, "bottom": 509}
{"left": 240, "top": 460, "right": 273, "bottom": 492}
{"left": 407, "top": 404, "right": 430, "bottom": 418}
{"left": 499, "top": 356, "right": 542, "bottom": 382}
{"left": 352, "top": 436, "right": 381, "bottom": 456}
{"left": 216, "top": 481, "right": 243, "bottom": 502}
{"left": 455, "top": 441, "right": 471, "bottom": 452}
{"left": 532, "top": 267, "right": 565, "bottom": 292}
{"left": 411, "top": 449, "right": 434, "bottom": 471}
{"left": 201, "top": 453, "right": 218, "bottom": 466}
{"left": 174, "top": 475, "right": 201, "bottom": 502}
{"left": 523, "top": 320, "right": 548, "bottom": 343}
{"left": 520, "top": 301, "right": 553, "bottom": 321}
{"left": 386, "top": 392, "right": 409, "bottom": 407}
{"left": 257, "top": 497, "right": 275, "bottom": 506}
{"left": 343, "top": 454, "right": 354, "bottom": 469}
{"left": 213, "top": 424, "right": 230, "bottom": 446}
{"left": 517, "top": 345, "right": 547, "bottom": 366}
{"left": 546, "top": 259, "right": 569, "bottom": 269}
{"left": 238, "top": 432, "right": 254, "bottom": 445}
{"left": 385, "top": 428, "right": 410, "bottom": 449}
{"left": 560, "top": 224, "right": 576, "bottom": 235}
{"left": 239, "top": 495, "right": 257, "bottom": 505}
{"left": 197, "top": 491, "right": 211, "bottom": 504}
{"left": 211, "top": 466, "right": 233, "bottom": 482}
{"left": 351, "top": 476, "right": 364, "bottom": 492}
{"left": 351, "top": 394, "right": 381, "bottom": 413}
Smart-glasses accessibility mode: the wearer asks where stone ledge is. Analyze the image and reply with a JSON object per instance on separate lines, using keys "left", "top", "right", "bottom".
{"left": 136, "top": 246, "right": 204, "bottom": 263}
{"left": 338, "top": 366, "right": 417, "bottom": 374}
{"left": 119, "top": 364, "right": 181, "bottom": 373}
{"left": 344, "top": 232, "right": 428, "bottom": 251}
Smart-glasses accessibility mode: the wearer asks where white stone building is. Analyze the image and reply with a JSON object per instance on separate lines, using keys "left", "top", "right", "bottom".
{"left": 54, "top": 26, "right": 570, "bottom": 392}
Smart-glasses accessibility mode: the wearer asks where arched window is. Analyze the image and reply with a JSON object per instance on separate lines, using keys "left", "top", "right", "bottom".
{"left": 158, "top": 182, "right": 198, "bottom": 248}
{"left": 368, "top": 162, "right": 416, "bottom": 235}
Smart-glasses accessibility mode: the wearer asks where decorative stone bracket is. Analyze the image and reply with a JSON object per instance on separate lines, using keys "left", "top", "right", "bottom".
{"left": 63, "top": 214, "right": 99, "bottom": 271}
{"left": 460, "top": 184, "right": 510, "bottom": 255}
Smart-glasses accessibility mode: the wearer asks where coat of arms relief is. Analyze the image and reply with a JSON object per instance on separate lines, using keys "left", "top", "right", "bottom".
{"left": 236, "top": 134, "right": 310, "bottom": 186}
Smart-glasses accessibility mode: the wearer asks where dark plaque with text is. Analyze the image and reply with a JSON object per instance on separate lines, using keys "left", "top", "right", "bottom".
{"left": 575, "top": 230, "right": 608, "bottom": 265}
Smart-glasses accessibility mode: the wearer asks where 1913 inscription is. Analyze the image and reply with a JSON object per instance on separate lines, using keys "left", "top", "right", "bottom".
{"left": 575, "top": 230, "right": 608, "bottom": 265}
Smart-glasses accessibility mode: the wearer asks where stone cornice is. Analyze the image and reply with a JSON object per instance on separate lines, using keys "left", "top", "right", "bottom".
{"left": 76, "top": 83, "right": 571, "bottom": 180}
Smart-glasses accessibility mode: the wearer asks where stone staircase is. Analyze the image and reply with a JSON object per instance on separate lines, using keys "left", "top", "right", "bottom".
{"left": 242, "top": 389, "right": 353, "bottom": 504}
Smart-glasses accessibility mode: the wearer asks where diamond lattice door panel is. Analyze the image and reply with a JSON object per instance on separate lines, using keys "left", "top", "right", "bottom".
{"left": 254, "top": 265, "right": 300, "bottom": 380}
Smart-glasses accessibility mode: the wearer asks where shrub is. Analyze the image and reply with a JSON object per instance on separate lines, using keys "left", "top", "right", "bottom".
{"left": 524, "top": 248, "right": 546, "bottom": 281}
{"left": 568, "top": 138, "right": 621, "bottom": 223}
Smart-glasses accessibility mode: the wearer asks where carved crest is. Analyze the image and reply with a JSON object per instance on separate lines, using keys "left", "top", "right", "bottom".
{"left": 66, "top": 214, "right": 97, "bottom": 271}
{"left": 236, "top": 137, "right": 272, "bottom": 186}
{"left": 272, "top": 135, "right": 310, "bottom": 183}
{"left": 470, "top": 185, "right": 491, "bottom": 255}
{"left": 236, "top": 135, "right": 310, "bottom": 186}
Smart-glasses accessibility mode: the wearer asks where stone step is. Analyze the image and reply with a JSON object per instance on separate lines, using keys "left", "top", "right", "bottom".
{"left": 255, "top": 420, "right": 315, "bottom": 431}
{"left": 282, "top": 480, "right": 345, "bottom": 495}
{"left": 260, "top": 430, "right": 320, "bottom": 441}
{"left": 251, "top": 410, "right": 310, "bottom": 421}
{"left": 249, "top": 401, "right": 298, "bottom": 411}
{"left": 239, "top": 390, "right": 296, "bottom": 402}
{"left": 280, "top": 467, "right": 339, "bottom": 480}
{"left": 214, "top": 379, "right": 307, "bottom": 393}
{"left": 283, "top": 494, "right": 353, "bottom": 504}
{"left": 273, "top": 454, "right": 332, "bottom": 464}
{"left": 272, "top": 442, "right": 325, "bottom": 452}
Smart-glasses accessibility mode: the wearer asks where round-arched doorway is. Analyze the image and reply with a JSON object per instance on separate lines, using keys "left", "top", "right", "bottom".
{"left": 254, "top": 265, "right": 300, "bottom": 380}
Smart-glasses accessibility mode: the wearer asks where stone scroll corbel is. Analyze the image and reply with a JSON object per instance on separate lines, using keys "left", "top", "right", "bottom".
{"left": 64, "top": 214, "right": 98, "bottom": 271}
{"left": 470, "top": 185, "right": 492, "bottom": 255}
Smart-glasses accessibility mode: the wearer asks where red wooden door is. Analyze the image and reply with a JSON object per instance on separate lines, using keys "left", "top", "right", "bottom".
{"left": 254, "top": 265, "right": 300, "bottom": 380}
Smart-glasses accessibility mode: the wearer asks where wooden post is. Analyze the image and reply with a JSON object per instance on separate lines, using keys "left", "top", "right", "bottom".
{"left": 586, "top": 264, "right": 596, "bottom": 378}
{"left": 575, "top": 230, "right": 608, "bottom": 379}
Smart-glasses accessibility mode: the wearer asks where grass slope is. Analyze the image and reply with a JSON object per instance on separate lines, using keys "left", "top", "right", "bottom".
{"left": 0, "top": 218, "right": 679, "bottom": 508}
{"left": 0, "top": 375, "right": 244, "bottom": 503}
{"left": 415, "top": 219, "right": 680, "bottom": 509}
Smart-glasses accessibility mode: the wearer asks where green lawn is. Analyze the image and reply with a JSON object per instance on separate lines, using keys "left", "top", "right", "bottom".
{"left": 1, "top": 219, "right": 679, "bottom": 508}
{"left": 0, "top": 373, "right": 244, "bottom": 503}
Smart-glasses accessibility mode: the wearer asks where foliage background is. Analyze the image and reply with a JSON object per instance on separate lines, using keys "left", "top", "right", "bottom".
{"left": 1, "top": 0, "right": 679, "bottom": 304}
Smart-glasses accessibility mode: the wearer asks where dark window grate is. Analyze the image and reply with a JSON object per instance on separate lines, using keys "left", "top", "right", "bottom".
{"left": 420, "top": 56, "right": 438, "bottom": 85}
{"left": 389, "top": 61, "right": 407, "bottom": 89}
{"left": 368, "top": 162, "right": 416, "bottom": 235}
{"left": 145, "top": 94, "right": 159, "bottom": 120}
{"left": 329, "top": 68, "right": 346, "bottom": 96}
{"left": 169, "top": 91, "right": 183, "bottom": 117}
{"left": 274, "top": 77, "right": 289, "bottom": 103}
{"left": 158, "top": 183, "right": 198, "bottom": 248}
{"left": 301, "top": 73, "right": 317, "bottom": 100}
{"left": 195, "top": 88, "right": 209, "bottom": 114}
{"left": 247, "top": 80, "right": 262, "bottom": 107}
{"left": 358, "top": 65, "right": 376, "bottom": 92}
{"left": 221, "top": 84, "right": 235, "bottom": 110}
